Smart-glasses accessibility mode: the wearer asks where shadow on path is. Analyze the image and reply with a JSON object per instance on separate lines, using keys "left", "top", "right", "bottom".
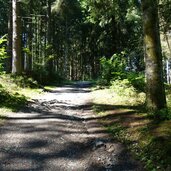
{"left": 0, "top": 84, "right": 144, "bottom": 171}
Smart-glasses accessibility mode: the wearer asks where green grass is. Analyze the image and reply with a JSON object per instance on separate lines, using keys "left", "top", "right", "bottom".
{"left": 0, "top": 74, "right": 43, "bottom": 115}
{"left": 0, "top": 89, "right": 27, "bottom": 112}
{"left": 43, "top": 85, "right": 58, "bottom": 92}
{"left": 92, "top": 87, "right": 171, "bottom": 171}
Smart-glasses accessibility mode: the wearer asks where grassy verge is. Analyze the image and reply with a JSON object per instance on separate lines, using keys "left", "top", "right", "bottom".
{"left": 0, "top": 74, "right": 43, "bottom": 121}
{"left": 92, "top": 88, "right": 171, "bottom": 171}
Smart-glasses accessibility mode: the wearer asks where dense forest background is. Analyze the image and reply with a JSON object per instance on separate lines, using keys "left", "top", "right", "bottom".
{"left": 0, "top": 0, "right": 171, "bottom": 111}
{"left": 0, "top": 0, "right": 144, "bottom": 81}
{"left": 0, "top": 0, "right": 170, "bottom": 78}
{"left": 1, "top": 1, "right": 171, "bottom": 170}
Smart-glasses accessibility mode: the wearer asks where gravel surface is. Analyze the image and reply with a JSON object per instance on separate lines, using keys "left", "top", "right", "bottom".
{"left": 0, "top": 83, "right": 144, "bottom": 171}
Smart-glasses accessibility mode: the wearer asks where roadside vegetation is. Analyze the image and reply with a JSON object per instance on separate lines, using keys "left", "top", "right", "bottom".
{"left": 92, "top": 68, "right": 171, "bottom": 170}
{"left": 0, "top": 74, "right": 43, "bottom": 121}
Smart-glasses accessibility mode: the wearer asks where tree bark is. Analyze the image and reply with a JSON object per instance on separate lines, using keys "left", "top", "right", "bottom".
{"left": 6, "top": 0, "right": 12, "bottom": 73}
{"left": 142, "top": 0, "right": 167, "bottom": 111}
{"left": 47, "top": 0, "right": 54, "bottom": 76}
{"left": 12, "top": 0, "right": 22, "bottom": 74}
{"left": 26, "top": 0, "right": 33, "bottom": 75}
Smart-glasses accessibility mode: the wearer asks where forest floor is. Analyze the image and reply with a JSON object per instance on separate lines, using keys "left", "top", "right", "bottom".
{"left": 0, "top": 82, "right": 144, "bottom": 171}
{"left": 92, "top": 88, "right": 171, "bottom": 171}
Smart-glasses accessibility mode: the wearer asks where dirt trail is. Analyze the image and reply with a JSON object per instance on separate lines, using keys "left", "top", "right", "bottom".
{"left": 0, "top": 83, "right": 144, "bottom": 171}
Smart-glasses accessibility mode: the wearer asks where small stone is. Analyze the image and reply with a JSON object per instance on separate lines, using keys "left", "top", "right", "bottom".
{"left": 94, "top": 140, "right": 105, "bottom": 148}
{"left": 107, "top": 145, "right": 115, "bottom": 152}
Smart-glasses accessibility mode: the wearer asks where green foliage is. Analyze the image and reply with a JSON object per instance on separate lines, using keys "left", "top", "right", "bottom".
{"left": 81, "top": 0, "right": 129, "bottom": 26}
{"left": 148, "top": 108, "right": 171, "bottom": 120}
{"left": 107, "top": 123, "right": 126, "bottom": 139}
{"left": 93, "top": 93, "right": 171, "bottom": 170}
{"left": 98, "top": 51, "right": 145, "bottom": 93}
{"left": 11, "top": 75, "right": 39, "bottom": 88}
{"left": 126, "top": 72, "right": 145, "bottom": 92}
{"left": 52, "top": 0, "right": 82, "bottom": 19}
{"left": 109, "top": 73, "right": 145, "bottom": 102}
{"left": 100, "top": 52, "right": 126, "bottom": 83}
{"left": 32, "top": 64, "right": 64, "bottom": 85}
{"left": 135, "top": 125, "right": 171, "bottom": 171}
{"left": 96, "top": 78, "right": 108, "bottom": 86}
{"left": 0, "top": 35, "right": 7, "bottom": 72}
{"left": 23, "top": 47, "right": 32, "bottom": 56}
{"left": 0, "top": 74, "right": 43, "bottom": 113}
{"left": 32, "top": 64, "right": 49, "bottom": 84}
{"left": 107, "top": 119, "right": 171, "bottom": 170}
{"left": 0, "top": 1, "right": 8, "bottom": 36}
{"left": 5, "top": 0, "right": 144, "bottom": 81}
{"left": 0, "top": 85, "right": 27, "bottom": 112}
{"left": 110, "top": 79, "right": 137, "bottom": 97}
{"left": 80, "top": 0, "right": 143, "bottom": 68}
{"left": 159, "top": 0, "right": 171, "bottom": 32}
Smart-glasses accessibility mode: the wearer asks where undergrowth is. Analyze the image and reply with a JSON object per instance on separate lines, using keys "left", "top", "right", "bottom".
{"left": 0, "top": 74, "right": 42, "bottom": 115}
{"left": 92, "top": 79, "right": 171, "bottom": 171}
{"left": 0, "top": 86, "right": 27, "bottom": 112}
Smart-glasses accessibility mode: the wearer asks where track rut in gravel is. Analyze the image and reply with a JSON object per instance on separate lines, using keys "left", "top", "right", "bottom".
{"left": 0, "top": 83, "right": 144, "bottom": 171}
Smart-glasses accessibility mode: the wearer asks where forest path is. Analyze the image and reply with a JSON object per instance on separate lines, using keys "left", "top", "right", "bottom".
{"left": 0, "top": 82, "right": 144, "bottom": 171}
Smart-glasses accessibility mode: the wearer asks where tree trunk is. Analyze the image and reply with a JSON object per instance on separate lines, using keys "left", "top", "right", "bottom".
{"left": 47, "top": 0, "right": 54, "bottom": 76}
{"left": 12, "top": 0, "right": 22, "bottom": 74}
{"left": 6, "top": 0, "right": 12, "bottom": 73}
{"left": 142, "top": 0, "right": 167, "bottom": 111}
{"left": 26, "top": 0, "right": 33, "bottom": 75}
{"left": 64, "top": 18, "right": 69, "bottom": 78}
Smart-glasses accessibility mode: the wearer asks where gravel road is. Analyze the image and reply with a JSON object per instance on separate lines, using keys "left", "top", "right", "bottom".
{"left": 0, "top": 83, "right": 144, "bottom": 171}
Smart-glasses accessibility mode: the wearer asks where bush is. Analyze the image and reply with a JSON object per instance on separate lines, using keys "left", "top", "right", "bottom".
{"left": 148, "top": 108, "right": 171, "bottom": 120}
{"left": 98, "top": 52, "right": 145, "bottom": 91}
{"left": 11, "top": 75, "right": 39, "bottom": 88}
{"left": 110, "top": 79, "right": 138, "bottom": 97}
{"left": 126, "top": 72, "right": 145, "bottom": 92}
{"left": 100, "top": 52, "right": 126, "bottom": 83}
{"left": 0, "top": 84, "right": 27, "bottom": 111}
{"left": 0, "top": 86, "right": 10, "bottom": 103}
{"left": 0, "top": 35, "right": 7, "bottom": 72}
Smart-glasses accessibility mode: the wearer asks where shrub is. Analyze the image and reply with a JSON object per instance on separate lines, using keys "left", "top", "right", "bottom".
{"left": 11, "top": 75, "right": 39, "bottom": 88}
{"left": 100, "top": 52, "right": 126, "bottom": 83}
{"left": 110, "top": 79, "right": 138, "bottom": 97}
{"left": 148, "top": 108, "right": 171, "bottom": 120}
{"left": 98, "top": 52, "right": 145, "bottom": 91}
{"left": 0, "top": 35, "right": 7, "bottom": 72}
{"left": 126, "top": 72, "right": 145, "bottom": 92}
